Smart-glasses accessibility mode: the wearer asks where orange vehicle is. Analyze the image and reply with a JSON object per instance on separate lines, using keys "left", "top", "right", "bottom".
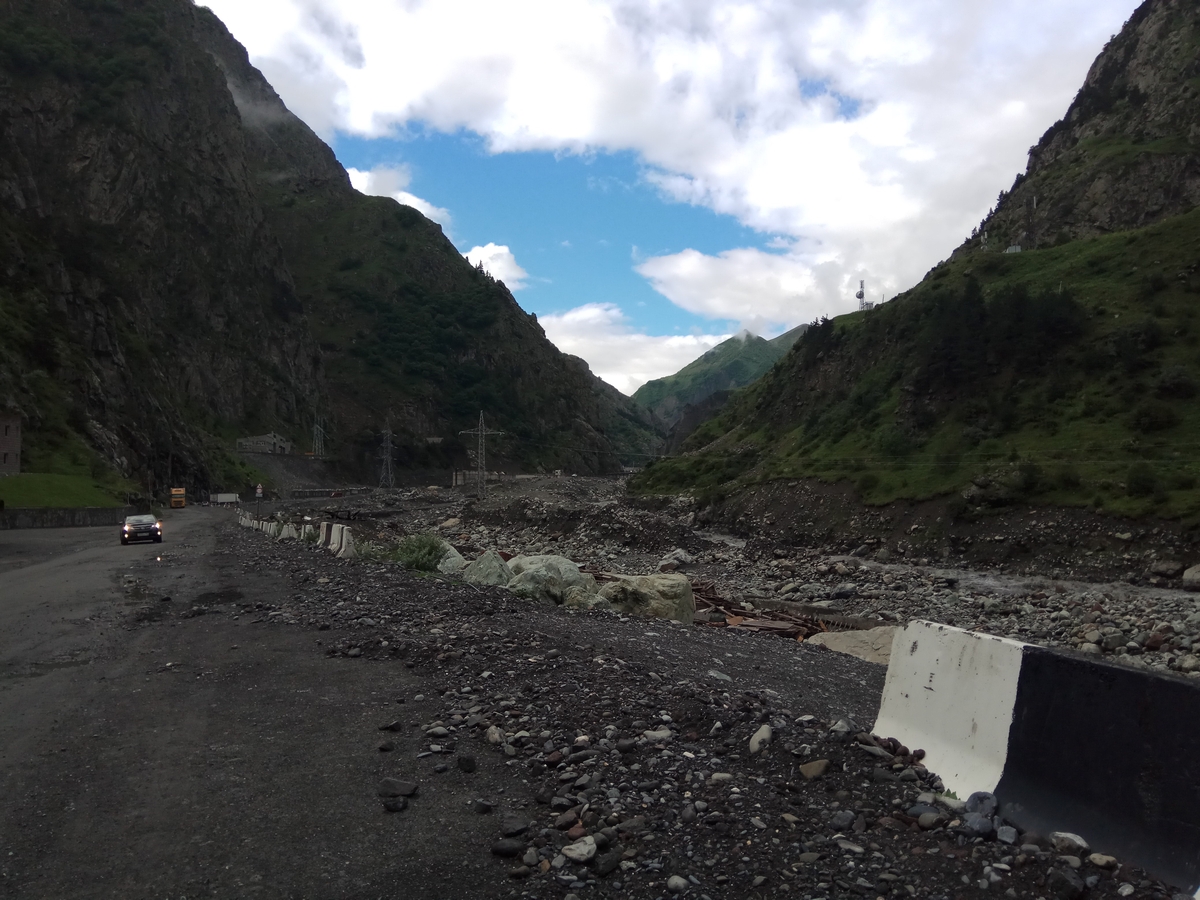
{"left": 169, "top": 487, "right": 186, "bottom": 508}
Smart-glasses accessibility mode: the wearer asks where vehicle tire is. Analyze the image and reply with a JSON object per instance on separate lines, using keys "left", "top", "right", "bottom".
{"left": 154, "top": 535, "right": 162, "bottom": 543}
{"left": 121, "top": 538, "right": 129, "bottom": 545}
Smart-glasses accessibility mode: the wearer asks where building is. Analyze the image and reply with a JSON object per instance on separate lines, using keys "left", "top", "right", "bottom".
{"left": 0, "top": 414, "right": 20, "bottom": 476}
{"left": 236, "top": 432, "right": 293, "bottom": 454}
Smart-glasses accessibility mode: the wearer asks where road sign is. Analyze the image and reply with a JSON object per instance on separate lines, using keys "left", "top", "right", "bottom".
{"left": 256, "top": 483, "right": 263, "bottom": 498}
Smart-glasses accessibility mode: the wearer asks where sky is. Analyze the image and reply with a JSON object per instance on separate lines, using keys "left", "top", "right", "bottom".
{"left": 200, "top": 0, "right": 1141, "bottom": 395}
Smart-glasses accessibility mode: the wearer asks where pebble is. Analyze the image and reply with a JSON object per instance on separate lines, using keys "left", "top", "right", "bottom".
{"left": 561, "top": 836, "right": 596, "bottom": 863}
{"left": 1049, "top": 832, "right": 1090, "bottom": 855}
{"left": 377, "top": 779, "right": 418, "bottom": 798}
{"left": 667, "top": 874, "right": 689, "bottom": 893}
{"left": 748, "top": 724, "right": 772, "bottom": 754}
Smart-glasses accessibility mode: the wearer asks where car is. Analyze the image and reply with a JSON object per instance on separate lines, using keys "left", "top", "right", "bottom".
{"left": 121, "top": 514, "right": 163, "bottom": 545}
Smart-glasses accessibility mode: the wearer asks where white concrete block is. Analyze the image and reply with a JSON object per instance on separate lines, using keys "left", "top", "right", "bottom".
{"left": 874, "top": 620, "right": 1027, "bottom": 797}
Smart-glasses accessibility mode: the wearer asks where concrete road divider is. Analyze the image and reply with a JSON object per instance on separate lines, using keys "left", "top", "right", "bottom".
{"left": 319, "top": 522, "right": 334, "bottom": 549}
{"left": 876, "top": 620, "right": 1200, "bottom": 895}
{"left": 328, "top": 523, "right": 345, "bottom": 554}
{"left": 301, "top": 524, "right": 315, "bottom": 541}
{"left": 335, "top": 528, "right": 356, "bottom": 559}
{"left": 278, "top": 523, "right": 297, "bottom": 541}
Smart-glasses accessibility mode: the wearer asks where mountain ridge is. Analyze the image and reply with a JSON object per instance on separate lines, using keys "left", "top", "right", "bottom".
{"left": 0, "top": 0, "right": 661, "bottom": 496}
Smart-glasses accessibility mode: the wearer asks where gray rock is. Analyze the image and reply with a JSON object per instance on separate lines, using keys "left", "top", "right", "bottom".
{"left": 1049, "top": 832, "right": 1090, "bottom": 854}
{"left": 437, "top": 542, "right": 467, "bottom": 574}
{"left": 596, "top": 573, "right": 695, "bottom": 624}
{"left": 667, "top": 874, "right": 689, "bottom": 893}
{"left": 507, "top": 555, "right": 597, "bottom": 605}
{"left": 1183, "top": 564, "right": 1200, "bottom": 592}
{"left": 965, "top": 791, "right": 998, "bottom": 817}
{"left": 997, "top": 825, "right": 1018, "bottom": 844}
{"left": 1046, "top": 867, "right": 1085, "bottom": 899}
{"left": 748, "top": 724, "right": 772, "bottom": 754}
{"left": 381, "top": 796, "right": 408, "bottom": 812}
{"left": 830, "top": 810, "right": 856, "bottom": 830}
{"left": 462, "top": 550, "right": 513, "bottom": 586}
{"left": 962, "top": 812, "right": 993, "bottom": 837}
{"left": 377, "top": 779, "right": 418, "bottom": 798}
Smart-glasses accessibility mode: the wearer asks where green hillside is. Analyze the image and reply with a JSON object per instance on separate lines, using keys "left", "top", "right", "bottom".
{"left": 636, "top": 206, "right": 1200, "bottom": 518}
{"left": 633, "top": 325, "right": 806, "bottom": 427}
{"left": 633, "top": 0, "right": 1200, "bottom": 520}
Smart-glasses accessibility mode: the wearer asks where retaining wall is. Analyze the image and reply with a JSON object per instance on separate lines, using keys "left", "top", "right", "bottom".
{"left": 0, "top": 506, "right": 136, "bottom": 529}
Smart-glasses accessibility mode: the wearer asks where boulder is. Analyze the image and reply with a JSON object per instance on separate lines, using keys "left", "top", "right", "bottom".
{"left": 657, "top": 548, "right": 694, "bottom": 572}
{"left": 463, "top": 550, "right": 513, "bottom": 587}
{"left": 1182, "top": 563, "right": 1200, "bottom": 591}
{"left": 806, "top": 625, "right": 898, "bottom": 665}
{"left": 596, "top": 573, "right": 694, "bottom": 624}
{"left": 1150, "top": 559, "right": 1184, "bottom": 578}
{"left": 437, "top": 542, "right": 467, "bottom": 574}
{"left": 506, "top": 555, "right": 597, "bottom": 605}
{"left": 563, "top": 586, "right": 614, "bottom": 613}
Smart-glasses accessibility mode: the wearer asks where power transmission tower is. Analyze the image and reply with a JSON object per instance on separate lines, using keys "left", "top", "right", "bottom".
{"left": 459, "top": 411, "right": 504, "bottom": 499}
{"left": 312, "top": 418, "right": 326, "bottom": 458}
{"left": 379, "top": 420, "right": 395, "bottom": 489}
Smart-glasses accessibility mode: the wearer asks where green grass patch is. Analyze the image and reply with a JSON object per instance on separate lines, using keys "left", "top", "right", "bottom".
{"left": 0, "top": 473, "right": 125, "bottom": 508}
{"left": 393, "top": 532, "right": 447, "bottom": 571}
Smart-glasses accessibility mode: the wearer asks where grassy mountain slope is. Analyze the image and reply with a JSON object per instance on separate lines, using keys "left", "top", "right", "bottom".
{"left": 633, "top": 325, "right": 807, "bottom": 427}
{"left": 0, "top": 0, "right": 660, "bottom": 499}
{"left": 634, "top": 0, "right": 1200, "bottom": 521}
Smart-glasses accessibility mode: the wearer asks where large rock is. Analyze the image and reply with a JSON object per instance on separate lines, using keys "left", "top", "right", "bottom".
{"left": 597, "top": 573, "right": 694, "bottom": 624}
{"left": 462, "top": 550, "right": 513, "bottom": 587}
{"left": 1182, "top": 563, "right": 1200, "bottom": 591}
{"left": 806, "top": 625, "right": 898, "bottom": 665}
{"left": 437, "top": 542, "right": 467, "bottom": 574}
{"left": 506, "top": 555, "right": 597, "bottom": 605}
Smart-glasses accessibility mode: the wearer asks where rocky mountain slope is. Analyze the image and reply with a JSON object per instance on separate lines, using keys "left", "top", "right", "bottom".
{"left": 633, "top": 326, "right": 805, "bottom": 428}
{"left": 635, "top": 0, "right": 1200, "bottom": 522}
{"left": 0, "top": 0, "right": 660, "bottom": 496}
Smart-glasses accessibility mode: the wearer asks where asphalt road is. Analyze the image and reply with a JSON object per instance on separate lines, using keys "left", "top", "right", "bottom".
{"left": 0, "top": 509, "right": 506, "bottom": 899}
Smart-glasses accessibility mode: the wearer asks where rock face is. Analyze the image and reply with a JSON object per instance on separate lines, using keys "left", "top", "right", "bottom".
{"left": 0, "top": 0, "right": 661, "bottom": 494}
{"left": 462, "top": 551, "right": 513, "bottom": 587}
{"left": 963, "top": 0, "right": 1200, "bottom": 250}
{"left": 597, "top": 573, "right": 695, "bottom": 624}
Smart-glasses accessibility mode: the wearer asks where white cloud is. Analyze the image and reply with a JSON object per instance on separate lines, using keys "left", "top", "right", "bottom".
{"left": 346, "top": 165, "right": 452, "bottom": 230}
{"left": 202, "top": 0, "right": 1139, "bottom": 341}
{"left": 539, "top": 303, "right": 728, "bottom": 395}
{"left": 464, "top": 243, "right": 530, "bottom": 291}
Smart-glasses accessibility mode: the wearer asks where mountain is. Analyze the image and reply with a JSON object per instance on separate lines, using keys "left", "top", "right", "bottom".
{"left": 0, "top": 0, "right": 660, "bottom": 495}
{"left": 632, "top": 324, "right": 807, "bottom": 427}
{"left": 634, "top": 0, "right": 1200, "bottom": 521}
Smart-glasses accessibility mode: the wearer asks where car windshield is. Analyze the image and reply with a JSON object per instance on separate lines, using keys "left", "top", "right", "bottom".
{"left": 126, "top": 515, "right": 158, "bottom": 525}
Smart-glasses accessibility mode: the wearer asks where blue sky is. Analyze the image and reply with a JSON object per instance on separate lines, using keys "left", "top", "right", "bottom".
{"left": 202, "top": 0, "right": 1139, "bottom": 393}
{"left": 334, "top": 131, "right": 765, "bottom": 336}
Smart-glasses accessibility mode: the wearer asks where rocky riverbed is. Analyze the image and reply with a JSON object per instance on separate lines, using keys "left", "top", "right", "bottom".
{"left": 207, "top": 477, "right": 1199, "bottom": 899}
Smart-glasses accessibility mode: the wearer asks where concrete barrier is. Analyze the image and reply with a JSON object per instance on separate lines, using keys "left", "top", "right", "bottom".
{"left": 335, "top": 527, "right": 356, "bottom": 559}
{"left": 318, "top": 522, "right": 334, "bottom": 549}
{"left": 874, "top": 621, "right": 1026, "bottom": 795}
{"left": 278, "top": 523, "right": 297, "bottom": 541}
{"left": 328, "top": 523, "right": 345, "bottom": 554}
{"left": 876, "top": 621, "right": 1200, "bottom": 895}
{"left": 301, "top": 523, "right": 315, "bottom": 541}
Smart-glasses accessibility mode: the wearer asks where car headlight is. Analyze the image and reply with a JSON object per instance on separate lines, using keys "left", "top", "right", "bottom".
{"left": 123, "top": 525, "right": 131, "bottom": 532}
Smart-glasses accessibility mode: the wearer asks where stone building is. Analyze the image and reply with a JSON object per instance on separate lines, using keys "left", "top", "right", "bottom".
{"left": 0, "top": 414, "right": 20, "bottom": 476}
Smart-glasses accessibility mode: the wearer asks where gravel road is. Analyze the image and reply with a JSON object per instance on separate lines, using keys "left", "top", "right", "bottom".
{"left": 0, "top": 507, "right": 1184, "bottom": 899}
